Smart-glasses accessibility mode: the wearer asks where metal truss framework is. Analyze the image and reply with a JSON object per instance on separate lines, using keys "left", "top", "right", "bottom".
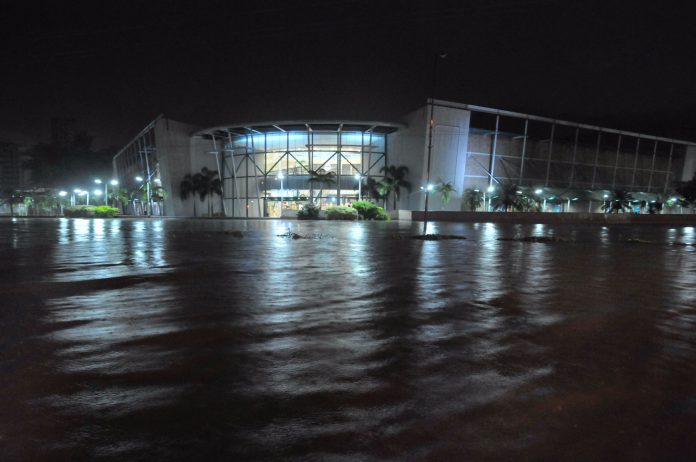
{"left": 199, "top": 122, "right": 396, "bottom": 217}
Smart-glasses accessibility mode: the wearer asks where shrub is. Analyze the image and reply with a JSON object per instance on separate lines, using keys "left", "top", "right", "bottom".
{"left": 94, "top": 206, "right": 120, "bottom": 218}
{"left": 351, "top": 200, "right": 390, "bottom": 220}
{"left": 325, "top": 205, "right": 359, "bottom": 220}
{"left": 297, "top": 202, "right": 321, "bottom": 220}
{"left": 64, "top": 205, "right": 120, "bottom": 218}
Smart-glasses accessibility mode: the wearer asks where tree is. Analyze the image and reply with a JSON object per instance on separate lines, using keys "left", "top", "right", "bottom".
{"left": 362, "top": 177, "right": 384, "bottom": 201}
{"left": 306, "top": 169, "right": 336, "bottom": 206}
{"left": 180, "top": 173, "right": 202, "bottom": 216}
{"left": 197, "top": 167, "right": 222, "bottom": 216}
{"left": 491, "top": 183, "right": 524, "bottom": 212}
{"left": 675, "top": 174, "right": 696, "bottom": 213}
{"left": 379, "top": 165, "right": 411, "bottom": 210}
{"left": 112, "top": 188, "right": 131, "bottom": 215}
{"left": 463, "top": 188, "right": 483, "bottom": 211}
{"left": 602, "top": 190, "right": 632, "bottom": 214}
{"left": 1, "top": 189, "right": 23, "bottom": 216}
{"left": 434, "top": 179, "right": 456, "bottom": 207}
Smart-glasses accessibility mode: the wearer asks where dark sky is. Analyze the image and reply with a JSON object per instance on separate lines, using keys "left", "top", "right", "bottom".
{"left": 1, "top": 0, "right": 695, "bottom": 149}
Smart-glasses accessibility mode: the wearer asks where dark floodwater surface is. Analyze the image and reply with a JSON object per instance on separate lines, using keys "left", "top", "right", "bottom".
{"left": 2, "top": 218, "right": 696, "bottom": 461}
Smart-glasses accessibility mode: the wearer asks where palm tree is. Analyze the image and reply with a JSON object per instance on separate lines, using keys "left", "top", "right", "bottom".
{"left": 306, "top": 169, "right": 336, "bottom": 207}
{"left": 379, "top": 165, "right": 411, "bottom": 210}
{"left": 602, "top": 190, "right": 632, "bottom": 214}
{"left": 197, "top": 167, "right": 222, "bottom": 216}
{"left": 180, "top": 173, "right": 202, "bottom": 216}
{"left": 491, "top": 183, "right": 524, "bottom": 212}
{"left": 463, "top": 188, "right": 483, "bottom": 211}
{"left": 362, "top": 177, "right": 384, "bottom": 201}
{"left": 1, "top": 189, "right": 23, "bottom": 216}
{"left": 112, "top": 188, "right": 131, "bottom": 215}
{"left": 434, "top": 179, "right": 456, "bottom": 208}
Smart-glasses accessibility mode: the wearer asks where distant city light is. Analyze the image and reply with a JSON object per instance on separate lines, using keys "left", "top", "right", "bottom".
{"left": 603, "top": 194, "right": 609, "bottom": 198}
{"left": 93, "top": 189, "right": 103, "bottom": 196}
{"left": 74, "top": 188, "right": 82, "bottom": 193}
{"left": 110, "top": 179, "right": 119, "bottom": 186}
{"left": 487, "top": 185, "right": 495, "bottom": 192}
{"left": 135, "top": 176, "right": 143, "bottom": 182}
{"left": 58, "top": 191, "right": 68, "bottom": 197}
{"left": 535, "top": 188, "right": 543, "bottom": 194}
{"left": 94, "top": 179, "right": 102, "bottom": 184}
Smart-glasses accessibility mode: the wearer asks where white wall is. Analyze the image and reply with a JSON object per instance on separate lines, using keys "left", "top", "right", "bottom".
{"left": 389, "top": 102, "right": 471, "bottom": 211}
{"left": 681, "top": 145, "right": 696, "bottom": 181}
{"left": 155, "top": 118, "right": 201, "bottom": 216}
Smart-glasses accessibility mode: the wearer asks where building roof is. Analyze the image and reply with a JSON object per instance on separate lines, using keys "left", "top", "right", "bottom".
{"left": 193, "top": 121, "right": 402, "bottom": 139}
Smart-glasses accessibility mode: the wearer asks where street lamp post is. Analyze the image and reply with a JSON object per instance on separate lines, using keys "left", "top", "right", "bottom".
{"left": 354, "top": 173, "right": 362, "bottom": 201}
{"left": 135, "top": 176, "right": 149, "bottom": 216}
{"left": 94, "top": 179, "right": 107, "bottom": 205}
{"left": 423, "top": 51, "right": 447, "bottom": 235}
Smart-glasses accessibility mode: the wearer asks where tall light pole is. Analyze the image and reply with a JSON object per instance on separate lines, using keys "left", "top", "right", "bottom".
{"left": 354, "top": 173, "right": 362, "bottom": 201}
{"left": 423, "top": 51, "right": 447, "bottom": 235}
{"left": 135, "top": 175, "right": 149, "bottom": 216}
{"left": 94, "top": 179, "right": 107, "bottom": 205}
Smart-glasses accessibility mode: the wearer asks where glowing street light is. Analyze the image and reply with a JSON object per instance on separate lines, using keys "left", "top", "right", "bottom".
{"left": 535, "top": 188, "right": 543, "bottom": 194}
{"left": 110, "top": 179, "right": 119, "bottom": 186}
{"left": 58, "top": 190, "right": 67, "bottom": 197}
{"left": 135, "top": 176, "right": 144, "bottom": 182}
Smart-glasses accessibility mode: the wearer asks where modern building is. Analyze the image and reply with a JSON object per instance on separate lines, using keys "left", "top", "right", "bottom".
{"left": 113, "top": 100, "right": 696, "bottom": 217}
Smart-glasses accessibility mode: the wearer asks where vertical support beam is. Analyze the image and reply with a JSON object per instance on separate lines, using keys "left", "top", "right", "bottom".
{"left": 518, "top": 118, "right": 529, "bottom": 184}
{"left": 249, "top": 132, "right": 262, "bottom": 217}
{"left": 611, "top": 134, "right": 622, "bottom": 190}
{"left": 630, "top": 137, "right": 640, "bottom": 191}
{"left": 569, "top": 127, "right": 579, "bottom": 188}
{"left": 210, "top": 135, "right": 227, "bottom": 217}
{"left": 544, "top": 123, "right": 555, "bottom": 187}
{"left": 336, "top": 130, "right": 341, "bottom": 205}
{"left": 591, "top": 130, "right": 602, "bottom": 188}
{"left": 488, "top": 115, "right": 500, "bottom": 187}
{"left": 647, "top": 140, "right": 658, "bottom": 192}
{"left": 663, "top": 143, "right": 674, "bottom": 194}
{"left": 226, "top": 130, "right": 241, "bottom": 217}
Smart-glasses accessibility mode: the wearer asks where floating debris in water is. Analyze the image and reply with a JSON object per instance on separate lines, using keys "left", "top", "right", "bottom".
{"left": 412, "top": 234, "right": 467, "bottom": 240}
{"left": 497, "top": 236, "right": 571, "bottom": 243}
{"left": 622, "top": 238, "right": 655, "bottom": 244}
{"left": 276, "top": 229, "right": 330, "bottom": 239}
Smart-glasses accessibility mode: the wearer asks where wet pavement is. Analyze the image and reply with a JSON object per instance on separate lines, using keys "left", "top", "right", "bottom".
{"left": 1, "top": 218, "right": 696, "bottom": 461}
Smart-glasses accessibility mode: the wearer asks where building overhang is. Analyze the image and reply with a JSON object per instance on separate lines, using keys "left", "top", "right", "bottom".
{"left": 193, "top": 120, "right": 403, "bottom": 139}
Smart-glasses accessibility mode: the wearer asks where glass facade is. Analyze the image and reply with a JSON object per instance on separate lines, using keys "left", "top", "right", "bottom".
{"left": 463, "top": 110, "right": 686, "bottom": 194}
{"left": 203, "top": 124, "right": 392, "bottom": 217}
{"left": 112, "top": 120, "right": 163, "bottom": 215}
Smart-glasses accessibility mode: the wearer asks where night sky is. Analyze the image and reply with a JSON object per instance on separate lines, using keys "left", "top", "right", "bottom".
{"left": 1, "top": 0, "right": 695, "bottom": 149}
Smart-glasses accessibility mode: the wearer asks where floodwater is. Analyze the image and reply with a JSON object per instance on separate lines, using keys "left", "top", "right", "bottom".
{"left": 1, "top": 218, "right": 696, "bottom": 461}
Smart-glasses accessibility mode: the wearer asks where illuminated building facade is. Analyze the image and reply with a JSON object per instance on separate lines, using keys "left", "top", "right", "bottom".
{"left": 114, "top": 100, "right": 696, "bottom": 216}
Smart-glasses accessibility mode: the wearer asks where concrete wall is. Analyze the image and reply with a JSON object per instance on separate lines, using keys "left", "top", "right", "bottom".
{"left": 389, "top": 106, "right": 427, "bottom": 211}
{"left": 410, "top": 210, "right": 696, "bottom": 225}
{"left": 682, "top": 145, "right": 696, "bottom": 181}
{"left": 389, "top": 102, "right": 471, "bottom": 212}
{"left": 155, "top": 118, "right": 201, "bottom": 216}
